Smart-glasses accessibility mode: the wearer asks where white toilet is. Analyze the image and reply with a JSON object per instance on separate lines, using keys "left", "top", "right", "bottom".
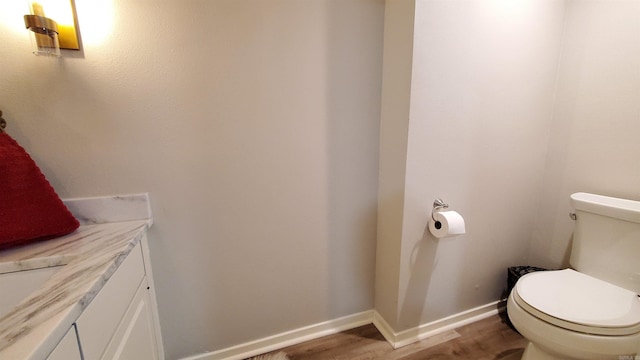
{"left": 507, "top": 192, "right": 640, "bottom": 360}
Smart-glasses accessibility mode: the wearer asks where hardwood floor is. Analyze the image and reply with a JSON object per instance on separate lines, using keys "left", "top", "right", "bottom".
{"left": 257, "top": 314, "right": 527, "bottom": 360}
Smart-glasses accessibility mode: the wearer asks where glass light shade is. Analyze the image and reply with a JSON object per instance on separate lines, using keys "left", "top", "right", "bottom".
{"left": 24, "top": 14, "right": 61, "bottom": 57}
{"left": 27, "top": 0, "right": 79, "bottom": 50}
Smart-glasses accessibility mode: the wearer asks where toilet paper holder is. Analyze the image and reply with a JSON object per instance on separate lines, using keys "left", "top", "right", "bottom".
{"left": 429, "top": 198, "right": 466, "bottom": 237}
{"left": 431, "top": 198, "right": 449, "bottom": 221}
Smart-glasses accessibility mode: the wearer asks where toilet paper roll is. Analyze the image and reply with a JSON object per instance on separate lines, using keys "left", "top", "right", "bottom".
{"left": 429, "top": 210, "right": 466, "bottom": 239}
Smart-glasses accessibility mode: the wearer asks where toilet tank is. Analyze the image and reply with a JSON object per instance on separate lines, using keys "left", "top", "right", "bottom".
{"left": 570, "top": 192, "right": 640, "bottom": 294}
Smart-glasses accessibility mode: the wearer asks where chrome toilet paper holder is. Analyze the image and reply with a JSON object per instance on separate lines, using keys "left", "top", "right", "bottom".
{"left": 429, "top": 198, "right": 466, "bottom": 238}
{"left": 432, "top": 198, "right": 449, "bottom": 221}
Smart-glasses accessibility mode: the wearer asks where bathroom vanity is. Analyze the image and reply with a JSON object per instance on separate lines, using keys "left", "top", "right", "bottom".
{"left": 0, "top": 194, "right": 164, "bottom": 359}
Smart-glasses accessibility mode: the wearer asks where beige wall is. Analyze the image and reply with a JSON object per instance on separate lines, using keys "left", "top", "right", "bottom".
{"left": 401, "top": 0, "right": 567, "bottom": 329}
{"left": 374, "top": 0, "right": 415, "bottom": 330}
{"left": 375, "top": 0, "right": 567, "bottom": 331}
{"left": 376, "top": 0, "right": 640, "bottom": 334}
{"left": 529, "top": 0, "right": 640, "bottom": 268}
{"left": 2, "top": 0, "right": 639, "bottom": 356}
{"left": 0, "top": 1, "right": 384, "bottom": 358}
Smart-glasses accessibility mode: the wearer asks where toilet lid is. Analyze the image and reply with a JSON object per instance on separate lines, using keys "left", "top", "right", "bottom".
{"left": 516, "top": 269, "right": 640, "bottom": 335}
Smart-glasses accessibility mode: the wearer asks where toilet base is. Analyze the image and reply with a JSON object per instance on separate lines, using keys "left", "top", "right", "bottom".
{"left": 507, "top": 291, "right": 640, "bottom": 360}
{"left": 521, "top": 342, "right": 580, "bottom": 360}
{"left": 519, "top": 341, "right": 632, "bottom": 360}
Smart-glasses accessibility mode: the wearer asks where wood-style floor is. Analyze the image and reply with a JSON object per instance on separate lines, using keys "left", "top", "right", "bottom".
{"left": 257, "top": 314, "right": 527, "bottom": 360}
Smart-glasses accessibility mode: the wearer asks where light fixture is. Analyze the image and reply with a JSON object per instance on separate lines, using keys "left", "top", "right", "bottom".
{"left": 24, "top": 3, "right": 60, "bottom": 56}
{"left": 23, "top": 1, "right": 80, "bottom": 57}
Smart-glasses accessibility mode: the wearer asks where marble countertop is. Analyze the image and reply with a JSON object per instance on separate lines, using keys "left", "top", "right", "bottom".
{"left": 0, "top": 194, "right": 153, "bottom": 359}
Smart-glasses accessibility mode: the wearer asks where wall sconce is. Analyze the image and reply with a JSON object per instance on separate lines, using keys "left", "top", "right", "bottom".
{"left": 24, "top": 1, "right": 80, "bottom": 57}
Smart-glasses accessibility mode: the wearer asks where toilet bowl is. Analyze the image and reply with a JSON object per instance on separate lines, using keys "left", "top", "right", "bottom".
{"left": 507, "top": 192, "right": 640, "bottom": 360}
{"left": 507, "top": 269, "right": 640, "bottom": 360}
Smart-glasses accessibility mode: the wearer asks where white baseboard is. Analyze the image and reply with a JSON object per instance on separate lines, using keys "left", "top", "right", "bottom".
{"left": 180, "top": 300, "right": 506, "bottom": 359}
{"left": 179, "top": 310, "right": 373, "bottom": 360}
{"left": 374, "top": 300, "right": 506, "bottom": 349}
{"left": 372, "top": 310, "right": 396, "bottom": 346}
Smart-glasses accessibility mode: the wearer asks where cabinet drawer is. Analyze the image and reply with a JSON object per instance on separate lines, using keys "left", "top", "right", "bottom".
{"left": 76, "top": 242, "right": 145, "bottom": 360}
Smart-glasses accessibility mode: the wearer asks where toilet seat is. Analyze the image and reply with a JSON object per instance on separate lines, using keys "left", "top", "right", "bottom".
{"left": 514, "top": 269, "right": 640, "bottom": 336}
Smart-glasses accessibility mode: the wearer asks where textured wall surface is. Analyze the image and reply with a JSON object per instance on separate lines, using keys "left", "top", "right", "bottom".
{"left": 529, "top": 0, "right": 640, "bottom": 268}
{"left": 378, "top": 0, "right": 566, "bottom": 331}
{"left": 1, "top": 0, "right": 638, "bottom": 356}
{"left": 374, "top": 0, "right": 415, "bottom": 330}
{"left": 0, "top": 1, "right": 384, "bottom": 358}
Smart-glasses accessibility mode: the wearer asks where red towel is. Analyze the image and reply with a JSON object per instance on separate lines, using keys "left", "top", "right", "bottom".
{"left": 0, "top": 132, "right": 79, "bottom": 250}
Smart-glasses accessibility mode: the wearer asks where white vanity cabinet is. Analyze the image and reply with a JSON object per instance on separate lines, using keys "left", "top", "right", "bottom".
{"left": 75, "top": 235, "right": 163, "bottom": 360}
{"left": 102, "top": 279, "right": 158, "bottom": 359}
{"left": 46, "top": 325, "right": 81, "bottom": 360}
{"left": 0, "top": 195, "right": 164, "bottom": 359}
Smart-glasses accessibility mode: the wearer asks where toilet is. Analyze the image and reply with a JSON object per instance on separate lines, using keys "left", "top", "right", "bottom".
{"left": 507, "top": 192, "right": 640, "bottom": 360}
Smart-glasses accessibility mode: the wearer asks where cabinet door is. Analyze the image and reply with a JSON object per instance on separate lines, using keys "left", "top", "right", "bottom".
{"left": 102, "top": 280, "right": 157, "bottom": 360}
{"left": 76, "top": 242, "right": 145, "bottom": 359}
{"left": 47, "top": 325, "right": 82, "bottom": 360}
